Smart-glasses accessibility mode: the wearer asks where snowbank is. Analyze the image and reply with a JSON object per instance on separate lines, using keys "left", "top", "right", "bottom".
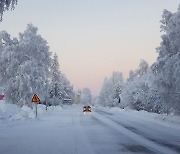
{"left": 97, "top": 106, "right": 180, "bottom": 129}
{"left": 0, "top": 101, "right": 62, "bottom": 121}
{"left": 0, "top": 101, "right": 35, "bottom": 121}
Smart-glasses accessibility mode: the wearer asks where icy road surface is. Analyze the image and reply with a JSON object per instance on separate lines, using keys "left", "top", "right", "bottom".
{"left": 0, "top": 106, "right": 180, "bottom": 154}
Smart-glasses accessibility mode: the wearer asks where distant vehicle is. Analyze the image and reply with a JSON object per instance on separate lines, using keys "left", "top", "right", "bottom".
{"left": 83, "top": 106, "right": 91, "bottom": 112}
{"left": 0, "top": 94, "right": 4, "bottom": 100}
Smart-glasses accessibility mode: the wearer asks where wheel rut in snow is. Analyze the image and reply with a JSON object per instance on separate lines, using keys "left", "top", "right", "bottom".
{"left": 104, "top": 115, "right": 180, "bottom": 154}
{"left": 94, "top": 109, "right": 179, "bottom": 154}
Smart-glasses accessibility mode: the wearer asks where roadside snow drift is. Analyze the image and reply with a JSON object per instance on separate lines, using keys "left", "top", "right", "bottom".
{"left": 0, "top": 101, "right": 62, "bottom": 121}
{"left": 0, "top": 101, "right": 35, "bottom": 121}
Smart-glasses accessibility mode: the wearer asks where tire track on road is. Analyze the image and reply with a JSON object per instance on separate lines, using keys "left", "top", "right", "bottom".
{"left": 94, "top": 109, "right": 178, "bottom": 154}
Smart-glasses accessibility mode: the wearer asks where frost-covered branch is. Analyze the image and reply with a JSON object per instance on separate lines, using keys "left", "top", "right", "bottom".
{"left": 0, "top": 0, "right": 17, "bottom": 21}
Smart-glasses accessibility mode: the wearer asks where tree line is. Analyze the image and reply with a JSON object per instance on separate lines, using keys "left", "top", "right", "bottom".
{"left": 0, "top": 24, "right": 74, "bottom": 107}
{"left": 98, "top": 5, "right": 180, "bottom": 115}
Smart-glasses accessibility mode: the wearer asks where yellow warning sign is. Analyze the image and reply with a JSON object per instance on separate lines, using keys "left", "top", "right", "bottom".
{"left": 32, "top": 94, "right": 40, "bottom": 102}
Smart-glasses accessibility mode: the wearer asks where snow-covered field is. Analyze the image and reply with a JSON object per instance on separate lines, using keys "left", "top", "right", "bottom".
{"left": 0, "top": 102, "right": 180, "bottom": 154}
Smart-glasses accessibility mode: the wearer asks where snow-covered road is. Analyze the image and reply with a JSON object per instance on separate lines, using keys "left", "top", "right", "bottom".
{"left": 0, "top": 106, "right": 180, "bottom": 154}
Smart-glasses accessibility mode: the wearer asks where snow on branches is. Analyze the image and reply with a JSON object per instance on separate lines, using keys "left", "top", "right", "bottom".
{"left": 0, "top": 24, "right": 74, "bottom": 107}
{"left": 0, "top": 0, "right": 17, "bottom": 21}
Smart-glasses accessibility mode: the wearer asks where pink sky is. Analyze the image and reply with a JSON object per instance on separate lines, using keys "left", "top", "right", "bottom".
{"left": 0, "top": 0, "right": 179, "bottom": 95}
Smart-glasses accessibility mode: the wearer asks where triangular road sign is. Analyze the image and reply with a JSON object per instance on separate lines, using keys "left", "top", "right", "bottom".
{"left": 32, "top": 94, "right": 40, "bottom": 102}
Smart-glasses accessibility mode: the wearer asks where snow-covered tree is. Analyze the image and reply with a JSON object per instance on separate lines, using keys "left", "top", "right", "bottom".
{"left": 121, "top": 60, "right": 148, "bottom": 109}
{"left": 120, "top": 60, "right": 160, "bottom": 112}
{"left": 49, "top": 53, "right": 74, "bottom": 105}
{"left": 120, "top": 5, "right": 180, "bottom": 115}
{"left": 81, "top": 88, "right": 92, "bottom": 105}
{"left": 138, "top": 59, "right": 149, "bottom": 77}
{"left": 127, "top": 70, "right": 137, "bottom": 82}
{"left": 49, "top": 53, "right": 63, "bottom": 105}
{"left": 98, "top": 4, "right": 180, "bottom": 115}
{"left": 60, "top": 73, "right": 74, "bottom": 101}
{"left": 0, "top": 31, "right": 23, "bottom": 105}
{"left": 98, "top": 78, "right": 111, "bottom": 107}
{"left": 0, "top": 31, "right": 18, "bottom": 86}
{"left": 0, "top": 24, "right": 75, "bottom": 107}
{"left": 98, "top": 72, "right": 124, "bottom": 107}
{"left": 0, "top": 0, "right": 17, "bottom": 21}
{"left": 152, "top": 5, "right": 180, "bottom": 114}
{"left": 0, "top": 24, "right": 52, "bottom": 107}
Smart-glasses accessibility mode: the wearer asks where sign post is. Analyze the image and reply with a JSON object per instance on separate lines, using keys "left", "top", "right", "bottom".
{"left": 32, "top": 94, "right": 40, "bottom": 117}
{"left": 35, "top": 103, "right": 37, "bottom": 117}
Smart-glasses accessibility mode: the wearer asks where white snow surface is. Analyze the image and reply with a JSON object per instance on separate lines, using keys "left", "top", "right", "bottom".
{"left": 0, "top": 103, "right": 180, "bottom": 154}
{"left": 0, "top": 100, "right": 62, "bottom": 121}
{"left": 97, "top": 106, "right": 180, "bottom": 130}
